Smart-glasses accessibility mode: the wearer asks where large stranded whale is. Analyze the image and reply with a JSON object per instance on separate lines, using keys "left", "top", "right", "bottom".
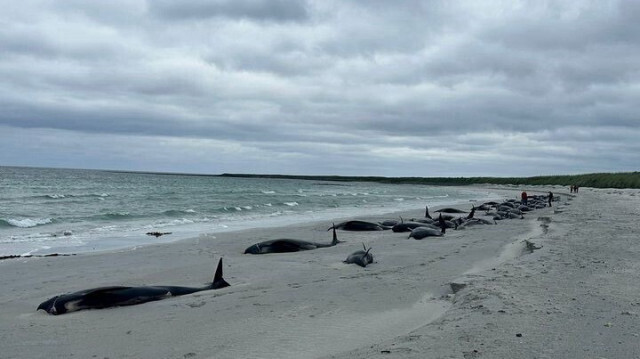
{"left": 244, "top": 226, "right": 342, "bottom": 254}
{"left": 408, "top": 226, "right": 444, "bottom": 239}
{"left": 434, "top": 207, "right": 468, "bottom": 214}
{"left": 331, "top": 220, "right": 390, "bottom": 231}
{"left": 37, "top": 258, "right": 230, "bottom": 315}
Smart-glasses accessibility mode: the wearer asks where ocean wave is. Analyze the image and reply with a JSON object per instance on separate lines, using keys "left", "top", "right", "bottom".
{"left": 33, "top": 193, "right": 110, "bottom": 200}
{"left": 46, "top": 194, "right": 66, "bottom": 199}
{"left": 76, "top": 193, "right": 110, "bottom": 198}
{"left": 261, "top": 190, "right": 276, "bottom": 194}
{"left": 283, "top": 202, "right": 299, "bottom": 207}
{"left": 0, "top": 217, "right": 53, "bottom": 228}
{"left": 169, "top": 218, "right": 195, "bottom": 225}
{"left": 97, "top": 212, "right": 132, "bottom": 220}
{"left": 163, "top": 209, "right": 197, "bottom": 216}
{"left": 27, "top": 194, "right": 67, "bottom": 200}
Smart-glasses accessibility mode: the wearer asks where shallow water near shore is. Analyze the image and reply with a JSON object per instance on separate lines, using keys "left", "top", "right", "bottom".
{"left": 1, "top": 166, "right": 498, "bottom": 255}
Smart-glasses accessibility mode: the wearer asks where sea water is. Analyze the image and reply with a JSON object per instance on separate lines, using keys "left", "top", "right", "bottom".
{"left": 0, "top": 166, "right": 496, "bottom": 255}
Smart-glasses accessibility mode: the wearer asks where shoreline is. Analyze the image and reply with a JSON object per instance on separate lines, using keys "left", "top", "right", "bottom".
{"left": 3, "top": 186, "right": 637, "bottom": 358}
{"left": 2, "top": 184, "right": 508, "bottom": 257}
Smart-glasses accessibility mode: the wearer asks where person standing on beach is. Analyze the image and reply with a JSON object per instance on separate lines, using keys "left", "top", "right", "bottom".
{"left": 521, "top": 191, "right": 528, "bottom": 205}
{"left": 548, "top": 192, "right": 553, "bottom": 206}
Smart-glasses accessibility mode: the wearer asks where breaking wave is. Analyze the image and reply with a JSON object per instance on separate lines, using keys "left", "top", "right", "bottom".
{"left": 0, "top": 217, "right": 53, "bottom": 228}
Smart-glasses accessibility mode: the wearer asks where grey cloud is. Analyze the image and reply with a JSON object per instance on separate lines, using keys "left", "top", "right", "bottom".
{"left": 150, "top": 0, "right": 309, "bottom": 22}
{"left": 0, "top": 0, "right": 638, "bottom": 176}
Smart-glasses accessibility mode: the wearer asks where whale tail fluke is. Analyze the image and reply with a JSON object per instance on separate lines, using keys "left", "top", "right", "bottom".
{"left": 466, "top": 205, "right": 476, "bottom": 219}
{"left": 331, "top": 225, "right": 343, "bottom": 245}
{"left": 363, "top": 243, "right": 372, "bottom": 256}
{"left": 211, "top": 258, "right": 230, "bottom": 289}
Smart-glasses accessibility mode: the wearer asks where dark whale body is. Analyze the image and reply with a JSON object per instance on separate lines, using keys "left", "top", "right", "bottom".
{"left": 434, "top": 207, "right": 468, "bottom": 214}
{"left": 408, "top": 227, "right": 443, "bottom": 240}
{"left": 331, "top": 220, "right": 389, "bottom": 231}
{"left": 344, "top": 244, "right": 373, "bottom": 267}
{"left": 392, "top": 222, "right": 437, "bottom": 233}
{"left": 244, "top": 227, "right": 342, "bottom": 254}
{"left": 37, "top": 258, "right": 230, "bottom": 315}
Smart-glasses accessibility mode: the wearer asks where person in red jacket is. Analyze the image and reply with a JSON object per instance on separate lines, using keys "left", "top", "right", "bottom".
{"left": 521, "top": 191, "right": 528, "bottom": 205}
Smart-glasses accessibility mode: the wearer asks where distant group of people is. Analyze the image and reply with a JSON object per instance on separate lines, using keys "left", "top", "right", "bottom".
{"left": 570, "top": 185, "right": 579, "bottom": 193}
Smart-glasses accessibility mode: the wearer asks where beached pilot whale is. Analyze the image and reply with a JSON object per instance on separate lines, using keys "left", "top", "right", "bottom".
{"left": 434, "top": 207, "right": 467, "bottom": 214}
{"left": 244, "top": 226, "right": 343, "bottom": 254}
{"left": 37, "top": 258, "right": 230, "bottom": 315}
{"left": 408, "top": 226, "right": 444, "bottom": 240}
{"left": 331, "top": 220, "right": 389, "bottom": 231}
{"left": 344, "top": 244, "right": 373, "bottom": 267}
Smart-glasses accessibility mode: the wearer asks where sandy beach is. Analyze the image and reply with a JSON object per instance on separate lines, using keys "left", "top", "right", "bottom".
{"left": 1, "top": 186, "right": 639, "bottom": 359}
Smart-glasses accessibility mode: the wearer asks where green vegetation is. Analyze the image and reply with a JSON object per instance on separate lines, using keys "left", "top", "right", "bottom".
{"left": 220, "top": 172, "right": 640, "bottom": 189}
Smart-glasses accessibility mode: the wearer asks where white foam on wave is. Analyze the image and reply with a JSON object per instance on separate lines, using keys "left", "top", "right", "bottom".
{"left": 283, "top": 202, "right": 299, "bottom": 207}
{"left": 5, "top": 217, "right": 52, "bottom": 228}
{"left": 170, "top": 218, "right": 195, "bottom": 225}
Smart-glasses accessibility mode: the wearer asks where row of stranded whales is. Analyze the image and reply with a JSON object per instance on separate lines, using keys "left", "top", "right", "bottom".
{"left": 38, "top": 195, "right": 558, "bottom": 314}
{"left": 38, "top": 258, "right": 229, "bottom": 315}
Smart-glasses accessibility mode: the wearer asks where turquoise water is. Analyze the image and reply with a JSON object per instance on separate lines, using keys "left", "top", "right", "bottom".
{"left": 0, "top": 167, "right": 494, "bottom": 255}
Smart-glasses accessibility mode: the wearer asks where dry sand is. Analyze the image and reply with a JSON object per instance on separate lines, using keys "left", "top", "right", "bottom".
{"left": 1, "top": 186, "right": 639, "bottom": 359}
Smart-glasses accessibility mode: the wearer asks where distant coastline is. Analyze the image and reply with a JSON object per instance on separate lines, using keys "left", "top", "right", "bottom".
{"left": 4, "top": 166, "right": 639, "bottom": 188}
{"left": 220, "top": 172, "right": 640, "bottom": 189}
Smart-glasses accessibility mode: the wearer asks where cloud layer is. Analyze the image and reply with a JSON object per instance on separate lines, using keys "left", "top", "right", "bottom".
{"left": 1, "top": 0, "right": 638, "bottom": 176}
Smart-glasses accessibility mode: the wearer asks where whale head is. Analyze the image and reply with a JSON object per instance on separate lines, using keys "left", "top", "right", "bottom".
{"left": 37, "top": 295, "right": 71, "bottom": 315}
{"left": 37, "top": 296, "right": 58, "bottom": 314}
{"left": 244, "top": 244, "right": 263, "bottom": 254}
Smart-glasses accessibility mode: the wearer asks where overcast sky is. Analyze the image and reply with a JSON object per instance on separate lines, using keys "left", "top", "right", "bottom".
{"left": 1, "top": 1, "right": 639, "bottom": 177}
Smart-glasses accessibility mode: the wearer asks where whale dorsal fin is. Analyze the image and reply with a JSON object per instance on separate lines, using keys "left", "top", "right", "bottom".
{"left": 212, "top": 258, "right": 230, "bottom": 289}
